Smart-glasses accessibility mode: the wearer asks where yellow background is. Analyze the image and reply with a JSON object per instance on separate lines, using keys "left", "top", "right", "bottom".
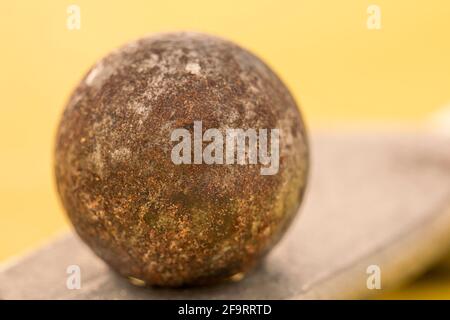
{"left": 1, "top": 0, "right": 450, "bottom": 298}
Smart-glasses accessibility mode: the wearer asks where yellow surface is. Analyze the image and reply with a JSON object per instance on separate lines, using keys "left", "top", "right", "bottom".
{"left": 1, "top": 1, "right": 450, "bottom": 298}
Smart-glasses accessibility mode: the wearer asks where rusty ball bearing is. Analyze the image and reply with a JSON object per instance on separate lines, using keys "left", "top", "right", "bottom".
{"left": 55, "top": 32, "right": 309, "bottom": 287}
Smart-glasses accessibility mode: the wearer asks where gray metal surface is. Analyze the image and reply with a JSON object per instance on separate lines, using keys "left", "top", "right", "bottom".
{"left": 1, "top": 131, "right": 450, "bottom": 299}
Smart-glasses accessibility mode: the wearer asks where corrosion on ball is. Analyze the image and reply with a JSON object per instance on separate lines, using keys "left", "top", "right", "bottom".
{"left": 55, "top": 32, "right": 309, "bottom": 287}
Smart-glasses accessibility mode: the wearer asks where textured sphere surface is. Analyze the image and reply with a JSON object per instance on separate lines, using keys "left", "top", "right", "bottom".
{"left": 55, "top": 32, "right": 308, "bottom": 287}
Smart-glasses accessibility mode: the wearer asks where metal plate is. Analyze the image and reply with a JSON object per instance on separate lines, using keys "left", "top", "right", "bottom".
{"left": 1, "top": 131, "right": 450, "bottom": 299}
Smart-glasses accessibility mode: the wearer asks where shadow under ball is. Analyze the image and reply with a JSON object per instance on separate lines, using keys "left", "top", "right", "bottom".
{"left": 55, "top": 32, "right": 309, "bottom": 287}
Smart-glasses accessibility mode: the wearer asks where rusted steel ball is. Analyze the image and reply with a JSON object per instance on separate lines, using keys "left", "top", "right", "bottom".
{"left": 55, "top": 32, "right": 309, "bottom": 287}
